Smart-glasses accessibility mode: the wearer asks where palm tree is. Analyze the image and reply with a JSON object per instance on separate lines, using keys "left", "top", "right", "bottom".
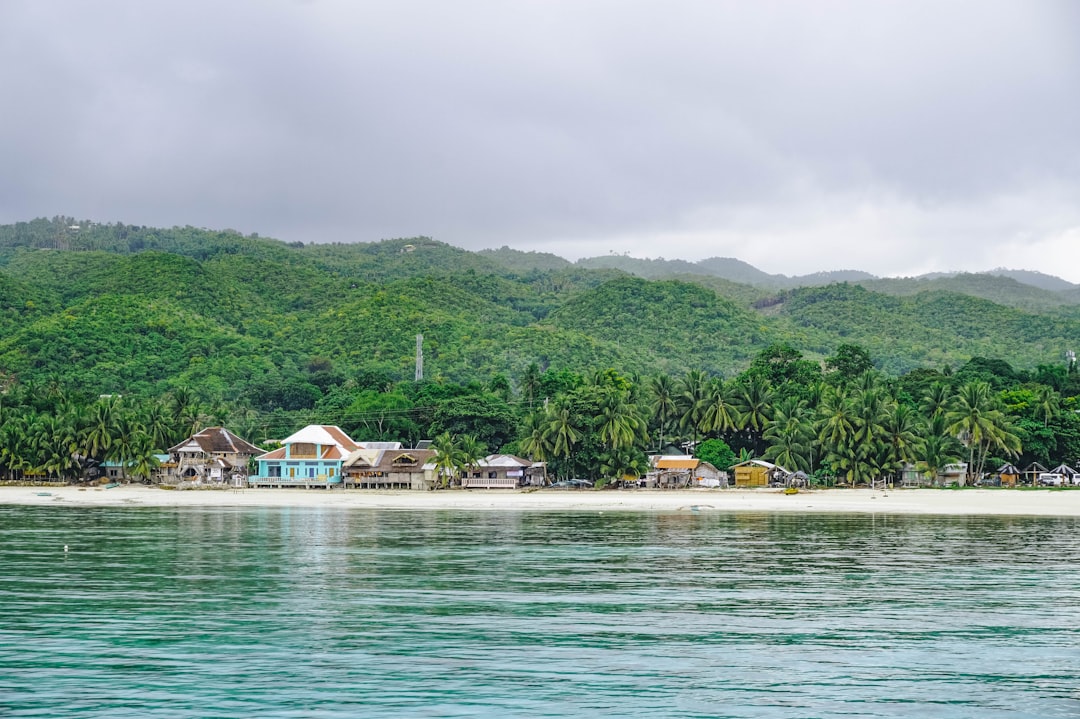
{"left": 84, "top": 397, "right": 120, "bottom": 461}
{"left": 107, "top": 414, "right": 148, "bottom": 482}
{"left": 763, "top": 397, "right": 812, "bottom": 472}
{"left": 597, "top": 391, "right": 644, "bottom": 453}
{"left": 945, "top": 381, "right": 1022, "bottom": 481}
{"left": 458, "top": 434, "right": 487, "bottom": 478}
{"left": 431, "top": 432, "right": 464, "bottom": 488}
{"left": 142, "top": 399, "right": 175, "bottom": 451}
{"left": 1034, "top": 385, "right": 1060, "bottom": 427}
{"left": 518, "top": 411, "right": 553, "bottom": 462}
{"left": 920, "top": 381, "right": 952, "bottom": 420}
{"left": 817, "top": 385, "right": 856, "bottom": 484}
{"left": 919, "top": 414, "right": 962, "bottom": 484}
{"left": 676, "top": 370, "right": 709, "bottom": 449}
{"left": 736, "top": 375, "right": 773, "bottom": 454}
{"left": 850, "top": 386, "right": 888, "bottom": 484}
{"left": 543, "top": 402, "right": 581, "bottom": 477}
{"left": 520, "top": 362, "right": 542, "bottom": 409}
{"left": 648, "top": 374, "right": 677, "bottom": 452}
{"left": 599, "top": 446, "right": 649, "bottom": 483}
{"left": 881, "top": 403, "right": 923, "bottom": 484}
{"left": 700, "top": 378, "right": 739, "bottom": 438}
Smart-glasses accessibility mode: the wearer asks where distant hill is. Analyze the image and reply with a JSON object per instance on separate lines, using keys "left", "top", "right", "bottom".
{"left": 984, "top": 268, "right": 1077, "bottom": 292}
{"left": 478, "top": 246, "right": 572, "bottom": 272}
{"left": 2, "top": 217, "right": 1080, "bottom": 403}
{"left": 859, "top": 273, "right": 1080, "bottom": 312}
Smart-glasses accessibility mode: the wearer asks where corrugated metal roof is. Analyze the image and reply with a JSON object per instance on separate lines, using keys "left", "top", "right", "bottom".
{"left": 656, "top": 458, "right": 699, "bottom": 470}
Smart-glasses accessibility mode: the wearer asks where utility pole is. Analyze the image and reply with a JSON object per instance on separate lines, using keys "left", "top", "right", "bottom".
{"left": 415, "top": 334, "right": 424, "bottom": 381}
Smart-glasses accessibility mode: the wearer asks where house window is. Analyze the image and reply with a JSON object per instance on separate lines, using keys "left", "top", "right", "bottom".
{"left": 268, "top": 465, "right": 281, "bottom": 478}
{"left": 488, "top": 471, "right": 497, "bottom": 479}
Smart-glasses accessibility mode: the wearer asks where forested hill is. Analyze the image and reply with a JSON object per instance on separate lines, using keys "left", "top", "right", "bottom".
{"left": 1, "top": 217, "right": 1079, "bottom": 406}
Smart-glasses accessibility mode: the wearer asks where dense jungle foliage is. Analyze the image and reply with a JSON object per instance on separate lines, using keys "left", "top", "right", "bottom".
{"left": 2, "top": 216, "right": 1080, "bottom": 484}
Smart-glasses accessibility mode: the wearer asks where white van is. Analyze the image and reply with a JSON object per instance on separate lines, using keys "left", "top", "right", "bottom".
{"left": 1037, "top": 473, "right": 1065, "bottom": 487}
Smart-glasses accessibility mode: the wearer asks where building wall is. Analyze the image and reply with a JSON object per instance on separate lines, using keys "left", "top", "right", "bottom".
{"left": 734, "top": 466, "right": 769, "bottom": 487}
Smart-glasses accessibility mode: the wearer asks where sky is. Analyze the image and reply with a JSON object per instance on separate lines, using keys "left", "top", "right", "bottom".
{"left": 2, "top": 1, "right": 1079, "bottom": 280}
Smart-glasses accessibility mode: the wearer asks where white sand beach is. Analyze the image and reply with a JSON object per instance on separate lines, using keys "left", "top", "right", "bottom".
{"left": 3, "top": 485, "right": 1080, "bottom": 515}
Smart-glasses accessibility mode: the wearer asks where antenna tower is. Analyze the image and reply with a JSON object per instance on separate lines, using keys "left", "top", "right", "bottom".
{"left": 415, "top": 334, "right": 424, "bottom": 381}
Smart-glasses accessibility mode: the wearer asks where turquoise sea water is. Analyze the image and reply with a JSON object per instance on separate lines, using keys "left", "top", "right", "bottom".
{"left": 1, "top": 507, "right": 1079, "bottom": 718}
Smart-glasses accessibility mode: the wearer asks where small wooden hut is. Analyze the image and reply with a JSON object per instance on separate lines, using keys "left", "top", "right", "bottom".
{"left": 732, "top": 459, "right": 788, "bottom": 488}
{"left": 996, "top": 463, "right": 1020, "bottom": 487}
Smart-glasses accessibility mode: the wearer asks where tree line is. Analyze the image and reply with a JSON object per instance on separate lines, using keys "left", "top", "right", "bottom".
{"left": 3, "top": 342, "right": 1078, "bottom": 486}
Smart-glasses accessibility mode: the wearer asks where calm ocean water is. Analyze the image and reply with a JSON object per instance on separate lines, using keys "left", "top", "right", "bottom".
{"left": 1, "top": 506, "right": 1078, "bottom": 718}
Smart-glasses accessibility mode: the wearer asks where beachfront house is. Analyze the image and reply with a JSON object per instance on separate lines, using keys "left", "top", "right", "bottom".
{"left": 732, "top": 459, "right": 788, "bottom": 488}
{"left": 250, "top": 425, "right": 359, "bottom": 488}
{"left": 461, "top": 454, "right": 536, "bottom": 489}
{"left": 935, "top": 462, "right": 968, "bottom": 486}
{"left": 646, "top": 455, "right": 700, "bottom": 488}
{"left": 164, "top": 426, "right": 262, "bottom": 485}
{"left": 343, "top": 447, "right": 438, "bottom": 490}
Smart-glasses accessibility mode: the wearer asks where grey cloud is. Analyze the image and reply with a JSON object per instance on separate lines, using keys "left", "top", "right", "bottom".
{"left": 1, "top": 0, "right": 1078, "bottom": 278}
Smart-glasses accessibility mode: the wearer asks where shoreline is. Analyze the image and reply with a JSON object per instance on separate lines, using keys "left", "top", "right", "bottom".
{"left": 2, "top": 485, "right": 1080, "bottom": 516}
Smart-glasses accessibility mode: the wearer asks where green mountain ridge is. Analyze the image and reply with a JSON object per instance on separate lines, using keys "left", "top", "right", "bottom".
{"left": 1, "top": 217, "right": 1078, "bottom": 406}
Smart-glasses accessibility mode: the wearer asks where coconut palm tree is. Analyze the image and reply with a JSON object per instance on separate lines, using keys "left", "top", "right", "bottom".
{"left": 945, "top": 381, "right": 1022, "bottom": 481}
{"left": 881, "top": 403, "right": 923, "bottom": 483}
{"left": 520, "top": 362, "right": 542, "bottom": 409}
{"left": 1034, "top": 385, "right": 1060, "bottom": 427}
{"left": 763, "top": 397, "right": 813, "bottom": 472}
{"left": 920, "top": 381, "right": 953, "bottom": 420}
{"left": 676, "top": 370, "right": 709, "bottom": 449}
{"left": 431, "top": 432, "right": 464, "bottom": 489}
{"left": 648, "top": 374, "right": 677, "bottom": 452}
{"left": 597, "top": 391, "right": 645, "bottom": 453}
{"left": 700, "top": 378, "right": 739, "bottom": 439}
{"left": 518, "top": 411, "right": 552, "bottom": 462}
{"left": 919, "top": 413, "right": 962, "bottom": 483}
{"left": 543, "top": 402, "right": 581, "bottom": 477}
{"left": 458, "top": 434, "right": 487, "bottom": 478}
{"left": 735, "top": 375, "right": 773, "bottom": 454}
{"left": 817, "top": 385, "right": 856, "bottom": 483}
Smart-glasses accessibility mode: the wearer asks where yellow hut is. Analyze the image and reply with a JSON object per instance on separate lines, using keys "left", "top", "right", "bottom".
{"left": 996, "top": 463, "right": 1020, "bottom": 487}
{"left": 732, "top": 459, "right": 788, "bottom": 488}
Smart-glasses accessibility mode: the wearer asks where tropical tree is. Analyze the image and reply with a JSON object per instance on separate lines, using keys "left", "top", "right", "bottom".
{"left": 735, "top": 375, "right": 773, "bottom": 455}
{"left": 431, "top": 432, "right": 464, "bottom": 488}
{"left": 700, "top": 378, "right": 739, "bottom": 439}
{"left": 919, "top": 413, "right": 963, "bottom": 482}
{"left": 763, "top": 397, "right": 813, "bottom": 472}
{"left": 518, "top": 411, "right": 553, "bottom": 462}
{"left": 648, "top": 374, "right": 677, "bottom": 451}
{"left": 817, "top": 386, "right": 857, "bottom": 483}
{"left": 596, "top": 390, "right": 646, "bottom": 453}
{"left": 945, "top": 381, "right": 1022, "bottom": 481}
{"left": 880, "top": 402, "right": 923, "bottom": 483}
{"left": 676, "top": 370, "right": 709, "bottom": 449}
{"left": 520, "top": 362, "right": 542, "bottom": 409}
{"left": 543, "top": 402, "right": 581, "bottom": 478}
{"left": 458, "top": 434, "right": 487, "bottom": 477}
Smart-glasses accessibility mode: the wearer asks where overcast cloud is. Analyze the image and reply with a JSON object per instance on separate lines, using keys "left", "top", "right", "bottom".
{"left": 2, "top": 1, "right": 1078, "bottom": 279}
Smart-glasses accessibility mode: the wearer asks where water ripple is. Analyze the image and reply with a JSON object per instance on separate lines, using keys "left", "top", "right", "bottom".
{"left": 1, "top": 507, "right": 1079, "bottom": 718}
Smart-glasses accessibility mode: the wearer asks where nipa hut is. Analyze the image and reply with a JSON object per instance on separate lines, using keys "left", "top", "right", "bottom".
{"left": 996, "top": 463, "right": 1021, "bottom": 487}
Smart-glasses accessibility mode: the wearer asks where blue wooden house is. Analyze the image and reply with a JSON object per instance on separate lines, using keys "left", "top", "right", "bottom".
{"left": 250, "top": 425, "right": 359, "bottom": 488}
